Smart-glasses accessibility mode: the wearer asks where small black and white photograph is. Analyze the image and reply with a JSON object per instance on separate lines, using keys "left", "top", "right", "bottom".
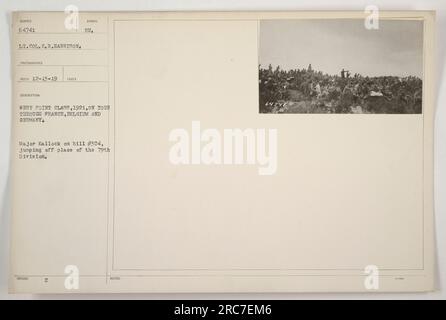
{"left": 259, "top": 19, "right": 423, "bottom": 114}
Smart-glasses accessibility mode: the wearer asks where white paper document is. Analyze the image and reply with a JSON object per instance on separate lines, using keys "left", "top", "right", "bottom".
{"left": 9, "top": 11, "right": 435, "bottom": 293}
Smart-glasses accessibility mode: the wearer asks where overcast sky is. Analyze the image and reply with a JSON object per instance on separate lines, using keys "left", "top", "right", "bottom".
{"left": 259, "top": 19, "right": 423, "bottom": 78}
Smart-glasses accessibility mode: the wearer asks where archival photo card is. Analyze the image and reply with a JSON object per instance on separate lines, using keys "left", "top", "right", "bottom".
{"left": 9, "top": 11, "right": 435, "bottom": 293}
{"left": 259, "top": 19, "right": 424, "bottom": 114}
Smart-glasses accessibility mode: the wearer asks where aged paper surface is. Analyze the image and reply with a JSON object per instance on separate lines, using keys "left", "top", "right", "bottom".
{"left": 9, "top": 11, "right": 435, "bottom": 293}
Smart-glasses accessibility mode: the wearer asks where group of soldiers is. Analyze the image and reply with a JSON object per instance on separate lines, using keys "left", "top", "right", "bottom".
{"left": 259, "top": 64, "right": 422, "bottom": 114}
